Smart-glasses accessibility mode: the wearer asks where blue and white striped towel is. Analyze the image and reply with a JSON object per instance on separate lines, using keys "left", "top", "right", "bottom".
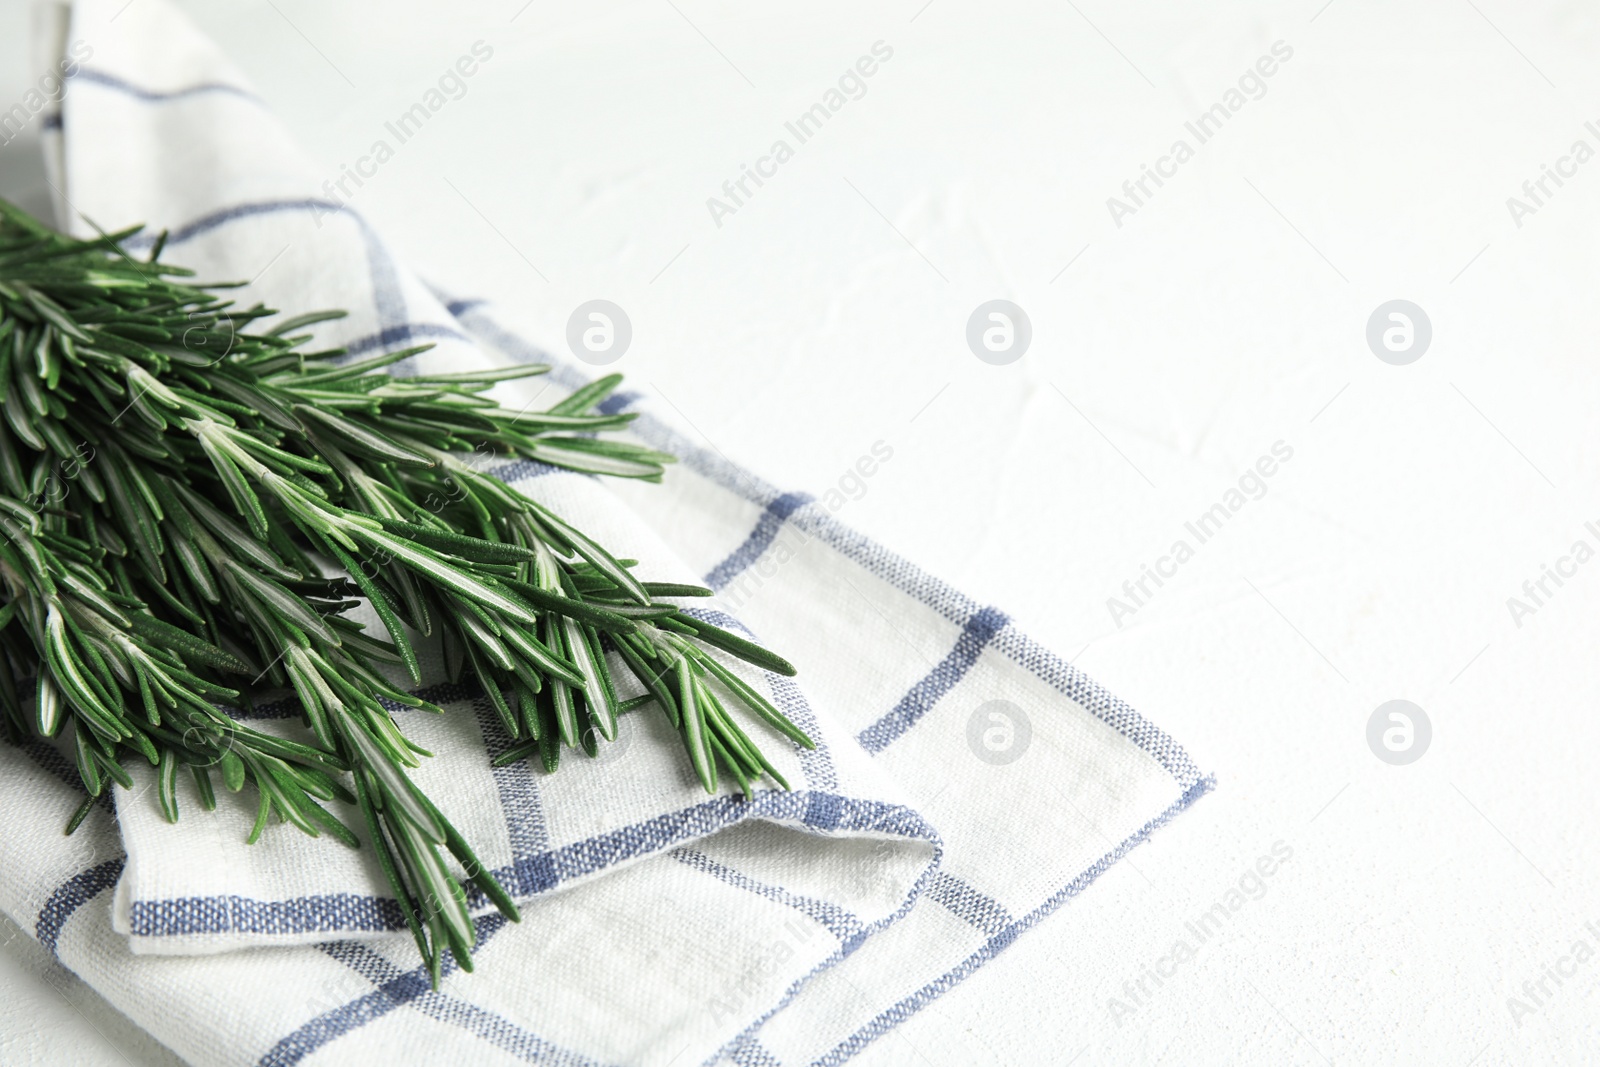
{"left": 0, "top": 2, "right": 1212, "bottom": 1064}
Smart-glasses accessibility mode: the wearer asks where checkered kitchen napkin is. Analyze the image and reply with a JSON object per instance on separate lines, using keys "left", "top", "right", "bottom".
{"left": 0, "top": 2, "right": 1211, "bottom": 1064}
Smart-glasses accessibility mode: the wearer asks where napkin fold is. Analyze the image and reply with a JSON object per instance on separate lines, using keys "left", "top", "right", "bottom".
{"left": 0, "top": 2, "right": 1212, "bottom": 1064}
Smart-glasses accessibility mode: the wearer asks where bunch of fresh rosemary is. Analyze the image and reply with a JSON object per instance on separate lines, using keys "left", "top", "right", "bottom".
{"left": 0, "top": 198, "right": 810, "bottom": 982}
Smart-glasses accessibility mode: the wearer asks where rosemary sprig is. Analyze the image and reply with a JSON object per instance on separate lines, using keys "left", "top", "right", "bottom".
{"left": 0, "top": 198, "right": 812, "bottom": 981}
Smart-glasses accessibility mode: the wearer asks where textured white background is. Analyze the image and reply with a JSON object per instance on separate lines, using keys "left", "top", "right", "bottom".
{"left": 3, "top": 1, "right": 1599, "bottom": 1063}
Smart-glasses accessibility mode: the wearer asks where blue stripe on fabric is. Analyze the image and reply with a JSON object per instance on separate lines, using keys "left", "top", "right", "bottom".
{"left": 468, "top": 692, "right": 551, "bottom": 863}
{"left": 34, "top": 864, "right": 607, "bottom": 1067}
{"left": 321, "top": 940, "right": 406, "bottom": 986}
{"left": 399, "top": 972, "right": 607, "bottom": 1067}
{"left": 127, "top": 891, "right": 404, "bottom": 940}
{"left": 596, "top": 390, "right": 641, "bottom": 416}
{"left": 263, "top": 927, "right": 490, "bottom": 1066}
{"left": 309, "top": 934, "right": 608, "bottom": 1067}
{"left": 120, "top": 198, "right": 341, "bottom": 250}
{"left": 76, "top": 68, "right": 261, "bottom": 104}
{"left": 259, "top": 978, "right": 418, "bottom": 1067}
{"left": 20, "top": 738, "right": 83, "bottom": 790}
{"left": 808, "top": 775, "right": 1215, "bottom": 1067}
{"left": 671, "top": 846, "right": 862, "bottom": 943}
{"left": 17, "top": 738, "right": 113, "bottom": 818}
{"left": 489, "top": 457, "right": 568, "bottom": 484}
{"left": 855, "top": 606, "right": 1010, "bottom": 755}
{"left": 704, "top": 492, "right": 814, "bottom": 592}
{"left": 729, "top": 1036, "right": 784, "bottom": 1067}
{"left": 122, "top": 792, "right": 938, "bottom": 940}
{"left": 260, "top": 915, "right": 507, "bottom": 1067}
{"left": 923, "top": 871, "right": 1012, "bottom": 937}
{"left": 36, "top": 856, "right": 125, "bottom": 957}
{"left": 254, "top": 793, "right": 941, "bottom": 1065}
{"left": 768, "top": 675, "right": 834, "bottom": 793}
{"left": 42, "top": 112, "right": 62, "bottom": 131}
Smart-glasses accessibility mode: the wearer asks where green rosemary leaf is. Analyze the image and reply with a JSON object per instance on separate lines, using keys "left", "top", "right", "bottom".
{"left": 564, "top": 616, "right": 615, "bottom": 741}
{"left": 318, "top": 538, "right": 421, "bottom": 683}
{"left": 548, "top": 373, "right": 623, "bottom": 417}
{"left": 542, "top": 614, "right": 580, "bottom": 747}
{"left": 693, "top": 651, "right": 813, "bottom": 750}
{"left": 191, "top": 764, "right": 216, "bottom": 811}
{"left": 15, "top": 283, "right": 91, "bottom": 341}
{"left": 170, "top": 483, "right": 299, "bottom": 579}
{"left": 411, "top": 786, "right": 520, "bottom": 923}
{"left": 614, "top": 636, "right": 680, "bottom": 729}
{"left": 284, "top": 344, "right": 428, "bottom": 385}
{"left": 675, "top": 656, "right": 716, "bottom": 793}
{"left": 225, "top": 560, "right": 343, "bottom": 646}
{"left": 220, "top": 748, "right": 246, "bottom": 793}
{"left": 640, "top": 582, "right": 713, "bottom": 599}
{"left": 470, "top": 647, "right": 519, "bottom": 740}
{"left": 229, "top": 720, "right": 348, "bottom": 773}
{"left": 98, "top": 747, "right": 134, "bottom": 791}
{"left": 349, "top": 525, "right": 539, "bottom": 627}
{"left": 195, "top": 432, "right": 269, "bottom": 541}
{"left": 157, "top": 747, "right": 180, "bottom": 823}
{"left": 127, "top": 616, "right": 242, "bottom": 675}
{"left": 524, "top": 438, "right": 665, "bottom": 480}
{"left": 670, "top": 614, "right": 798, "bottom": 677}
{"left": 516, "top": 681, "right": 541, "bottom": 740}
{"left": 264, "top": 309, "right": 347, "bottom": 338}
{"left": 293, "top": 404, "right": 433, "bottom": 467}
{"left": 415, "top": 363, "right": 549, "bottom": 386}
{"left": 351, "top": 767, "right": 434, "bottom": 967}
{"left": 245, "top": 786, "right": 273, "bottom": 845}
{"left": 548, "top": 674, "right": 579, "bottom": 749}
{"left": 332, "top": 702, "right": 445, "bottom": 843}
{"left": 72, "top": 721, "right": 103, "bottom": 797}
{"left": 63, "top": 793, "right": 97, "bottom": 835}
{"left": 373, "top": 517, "right": 539, "bottom": 564}
{"left": 706, "top": 728, "right": 752, "bottom": 796}
{"left": 301, "top": 800, "right": 360, "bottom": 848}
{"left": 44, "top": 611, "right": 124, "bottom": 739}
{"left": 537, "top": 688, "right": 561, "bottom": 774}
{"left": 497, "top": 578, "right": 636, "bottom": 633}
{"left": 497, "top": 616, "right": 584, "bottom": 688}
{"left": 489, "top": 739, "right": 539, "bottom": 768}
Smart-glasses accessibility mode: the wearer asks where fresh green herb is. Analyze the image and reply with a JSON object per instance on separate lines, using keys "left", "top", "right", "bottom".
{"left": 0, "top": 198, "right": 811, "bottom": 981}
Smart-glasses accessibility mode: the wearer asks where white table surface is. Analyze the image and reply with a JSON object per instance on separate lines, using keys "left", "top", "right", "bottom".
{"left": 3, "top": 1, "right": 1598, "bottom": 1063}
